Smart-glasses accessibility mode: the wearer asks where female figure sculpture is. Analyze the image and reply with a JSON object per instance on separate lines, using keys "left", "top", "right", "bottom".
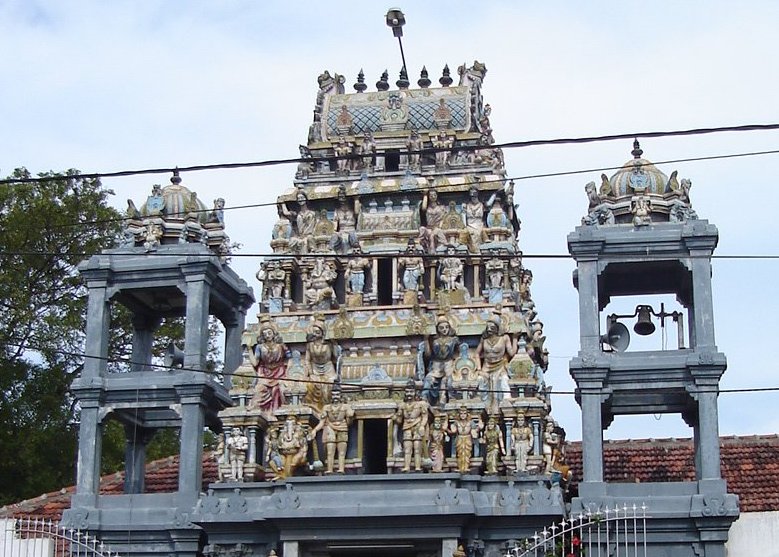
{"left": 246, "top": 317, "right": 289, "bottom": 413}
{"left": 304, "top": 318, "right": 339, "bottom": 411}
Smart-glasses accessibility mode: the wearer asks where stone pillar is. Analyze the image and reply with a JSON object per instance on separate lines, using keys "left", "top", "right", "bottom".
{"left": 83, "top": 284, "right": 110, "bottom": 378}
{"left": 690, "top": 253, "right": 716, "bottom": 348}
{"left": 248, "top": 426, "right": 259, "bottom": 465}
{"left": 223, "top": 307, "right": 247, "bottom": 390}
{"left": 697, "top": 389, "right": 722, "bottom": 481}
{"left": 130, "top": 314, "right": 160, "bottom": 372}
{"left": 580, "top": 391, "right": 604, "bottom": 483}
{"left": 177, "top": 393, "right": 206, "bottom": 496}
{"left": 531, "top": 418, "right": 542, "bottom": 456}
{"left": 182, "top": 265, "right": 212, "bottom": 370}
{"left": 283, "top": 541, "right": 299, "bottom": 557}
{"left": 75, "top": 399, "right": 103, "bottom": 496}
{"left": 503, "top": 417, "right": 514, "bottom": 457}
{"left": 441, "top": 538, "right": 458, "bottom": 557}
{"left": 576, "top": 260, "right": 601, "bottom": 351}
{"left": 124, "top": 425, "right": 154, "bottom": 494}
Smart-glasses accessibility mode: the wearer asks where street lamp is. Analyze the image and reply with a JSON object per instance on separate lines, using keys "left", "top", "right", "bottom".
{"left": 385, "top": 8, "right": 408, "bottom": 77}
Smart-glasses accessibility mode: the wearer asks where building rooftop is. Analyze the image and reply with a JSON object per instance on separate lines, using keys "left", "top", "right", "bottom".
{"left": 4, "top": 434, "right": 776, "bottom": 520}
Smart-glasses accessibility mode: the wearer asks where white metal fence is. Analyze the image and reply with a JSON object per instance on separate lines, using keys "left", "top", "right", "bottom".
{"left": 1, "top": 517, "right": 118, "bottom": 557}
{"left": 507, "top": 504, "right": 648, "bottom": 557}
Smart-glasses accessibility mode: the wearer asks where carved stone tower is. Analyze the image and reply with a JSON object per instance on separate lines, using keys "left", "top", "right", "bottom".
{"left": 64, "top": 174, "right": 254, "bottom": 555}
{"left": 567, "top": 142, "right": 738, "bottom": 556}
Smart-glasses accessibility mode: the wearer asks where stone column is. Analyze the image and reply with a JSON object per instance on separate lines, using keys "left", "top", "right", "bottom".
{"left": 182, "top": 264, "right": 212, "bottom": 370}
{"left": 441, "top": 538, "right": 458, "bottom": 557}
{"left": 283, "top": 541, "right": 299, "bottom": 557}
{"left": 576, "top": 259, "right": 601, "bottom": 351}
{"left": 75, "top": 398, "right": 103, "bottom": 497}
{"left": 130, "top": 314, "right": 160, "bottom": 372}
{"left": 177, "top": 391, "right": 206, "bottom": 496}
{"left": 697, "top": 389, "right": 722, "bottom": 481}
{"left": 124, "top": 425, "right": 154, "bottom": 494}
{"left": 223, "top": 307, "right": 247, "bottom": 390}
{"left": 83, "top": 284, "right": 110, "bottom": 378}
{"left": 580, "top": 390, "right": 604, "bottom": 483}
{"left": 689, "top": 253, "right": 716, "bottom": 348}
{"left": 248, "top": 426, "right": 259, "bottom": 465}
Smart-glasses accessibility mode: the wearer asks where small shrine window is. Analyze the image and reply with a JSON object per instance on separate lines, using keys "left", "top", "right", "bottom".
{"left": 385, "top": 150, "right": 400, "bottom": 172}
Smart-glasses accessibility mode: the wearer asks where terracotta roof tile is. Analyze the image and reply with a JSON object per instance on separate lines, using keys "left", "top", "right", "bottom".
{"left": 3, "top": 435, "right": 778, "bottom": 520}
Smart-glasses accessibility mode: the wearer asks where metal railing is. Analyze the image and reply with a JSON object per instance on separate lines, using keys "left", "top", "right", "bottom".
{"left": 507, "top": 504, "right": 648, "bottom": 557}
{"left": 1, "top": 517, "right": 119, "bottom": 557}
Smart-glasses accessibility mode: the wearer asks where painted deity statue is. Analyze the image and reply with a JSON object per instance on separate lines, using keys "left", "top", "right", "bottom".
{"left": 331, "top": 185, "right": 359, "bottom": 253}
{"left": 398, "top": 241, "right": 425, "bottom": 292}
{"left": 542, "top": 420, "right": 561, "bottom": 474}
{"left": 421, "top": 315, "right": 460, "bottom": 406}
{"left": 419, "top": 189, "right": 447, "bottom": 253}
{"left": 429, "top": 416, "right": 448, "bottom": 472}
{"left": 264, "top": 427, "right": 283, "bottom": 479}
{"left": 225, "top": 427, "right": 248, "bottom": 482}
{"left": 483, "top": 416, "right": 505, "bottom": 475}
{"left": 278, "top": 416, "right": 309, "bottom": 479}
{"left": 464, "top": 186, "right": 486, "bottom": 250}
{"left": 449, "top": 406, "right": 482, "bottom": 473}
{"left": 511, "top": 414, "right": 534, "bottom": 473}
{"left": 394, "top": 382, "right": 430, "bottom": 472}
{"left": 308, "top": 386, "right": 355, "bottom": 474}
{"left": 303, "top": 319, "right": 339, "bottom": 411}
{"left": 438, "top": 245, "right": 464, "bottom": 291}
{"left": 303, "top": 258, "right": 337, "bottom": 309}
{"left": 476, "top": 316, "right": 517, "bottom": 411}
{"left": 246, "top": 317, "right": 289, "bottom": 413}
{"left": 345, "top": 247, "right": 370, "bottom": 294}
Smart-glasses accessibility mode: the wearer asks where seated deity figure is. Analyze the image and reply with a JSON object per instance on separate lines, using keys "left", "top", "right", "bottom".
{"left": 279, "top": 190, "right": 317, "bottom": 253}
{"left": 308, "top": 385, "right": 354, "bottom": 474}
{"left": 278, "top": 415, "right": 309, "bottom": 479}
{"left": 394, "top": 381, "right": 431, "bottom": 472}
{"left": 438, "top": 245, "right": 464, "bottom": 291}
{"left": 475, "top": 316, "right": 518, "bottom": 411}
{"left": 421, "top": 315, "right": 460, "bottom": 406}
{"left": 511, "top": 414, "right": 534, "bottom": 473}
{"left": 483, "top": 416, "right": 505, "bottom": 475}
{"left": 449, "top": 405, "right": 482, "bottom": 473}
{"left": 246, "top": 316, "right": 289, "bottom": 413}
{"left": 303, "top": 318, "right": 339, "bottom": 411}
{"left": 303, "top": 258, "right": 337, "bottom": 309}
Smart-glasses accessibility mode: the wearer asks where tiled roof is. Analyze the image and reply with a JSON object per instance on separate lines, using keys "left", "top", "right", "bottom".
{"left": 2, "top": 435, "right": 777, "bottom": 520}
{"left": 565, "top": 435, "right": 779, "bottom": 512}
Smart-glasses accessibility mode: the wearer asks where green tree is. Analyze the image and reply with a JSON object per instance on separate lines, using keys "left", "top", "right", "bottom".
{"left": 0, "top": 168, "right": 122, "bottom": 505}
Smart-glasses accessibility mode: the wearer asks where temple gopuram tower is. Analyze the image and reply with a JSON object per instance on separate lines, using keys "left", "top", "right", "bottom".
{"left": 568, "top": 142, "right": 739, "bottom": 556}
{"left": 198, "top": 64, "right": 569, "bottom": 557}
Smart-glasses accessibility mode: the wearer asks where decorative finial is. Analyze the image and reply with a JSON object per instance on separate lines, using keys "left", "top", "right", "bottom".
{"left": 171, "top": 168, "right": 182, "bottom": 185}
{"left": 417, "top": 66, "right": 431, "bottom": 88}
{"left": 396, "top": 67, "right": 410, "bottom": 89}
{"left": 376, "top": 69, "right": 390, "bottom": 91}
{"left": 631, "top": 138, "right": 643, "bottom": 159}
{"left": 439, "top": 64, "right": 453, "bottom": 87}
{"left": 353, "top": 69, "right": 367, "bottom": 93}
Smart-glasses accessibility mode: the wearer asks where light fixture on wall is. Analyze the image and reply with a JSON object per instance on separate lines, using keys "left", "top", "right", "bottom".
{"left": 601, "top": 303, "right": 685, "bottom": 352}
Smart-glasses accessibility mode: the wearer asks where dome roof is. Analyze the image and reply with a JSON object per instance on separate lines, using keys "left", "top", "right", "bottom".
{"left": 609, "top": 140, "right": 668, "bottom": 197}
{"left": 141, "top": 171, "right": 208, "bottom": 223}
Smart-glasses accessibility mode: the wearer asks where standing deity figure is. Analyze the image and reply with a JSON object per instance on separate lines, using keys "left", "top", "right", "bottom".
{"left": 345, "top": 247, "right": 371, "bottom": 294}
{"left": 398, "top": 241, "right": 425, "bottom": 292}
{"left": 309, "top": 386, "right": 355, "bottom": 474}
{"left": 476, "top": 316, "right": 518, "bottom": 410}
{"left": 542, "top": 420, "right": 561, "bottom": 474}
{"left": 264, "top": 427, "right": 284, "bottom": 479}
{"left": 246, "top": 317, "right": 289, "bottom": 413}
{"left": 332, "top": 185, "right": 359, "bottom": 253}
{"left": 428, "top": 416, "right": 448, "bottom": 472}
{"left": 280, "top": 190, "right": 316, "bottom": 253}
{"left": 407, "top": 130, "right": 423, "bottom": 171}
{"left": 438, "top": 245, "right": 464, "bottom": 291}
{"left": 483, "top": 416, "right": 505, "bottom": 475}
{"left": 464, "top": 186, "right": 486, "bottom": 250}
{"left": 303, "top": 319, "right": 339, "bottom": 411}
{"left": 432, "top": 131, "right": 454, "bottom": 168}
{"left": 279, "top": 416, "right": 309, "bottom": 479}
{"left": 419, "top": 189, "right": 447, "bottom": 253}
{"left": 421, "top": 315, "right": 460, "bottom": 406}
{"left": 511, "top": 414, "right": 534, "bottom": 473}
{"left": 449, "top": 406, "right": 482, "bottom": 474}
{"left": 225, "top": 427, "right": 248, "bottom": 482}
{"left": 394, "top": 381, "right": 430, "bottom": 472}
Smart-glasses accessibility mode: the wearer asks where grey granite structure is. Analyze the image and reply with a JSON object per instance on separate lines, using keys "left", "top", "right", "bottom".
{"left": 568, "top": 142, "right": 739, "bottom": 556}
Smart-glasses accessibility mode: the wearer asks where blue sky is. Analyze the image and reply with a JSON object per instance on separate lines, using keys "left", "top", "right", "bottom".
{"left": 2, "top": 1, "right": 779, "bottom": 441}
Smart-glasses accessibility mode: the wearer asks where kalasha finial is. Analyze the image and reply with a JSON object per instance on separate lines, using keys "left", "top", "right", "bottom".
{"left": 439, "top": 64, "right": 453, "bottom": 87}
{"left": 171, "top": 168, "right": 182, "bottom": 185}
{"left": 631, "top": 138, "right": 643, "bottom": 159}
{"left": 354, "top": 69, "right": 367, "bottom": 93}
{"left": 396, "top": 67, "right": 410, "bottom": 89}
{"left": 417, "top": 66, "right": 431, "bottom": 88}
{"left": 376, "top": 69, "right": 390, "bottom": 91}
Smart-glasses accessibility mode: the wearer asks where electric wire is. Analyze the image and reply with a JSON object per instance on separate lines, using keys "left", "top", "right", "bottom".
{"left": 4, "top": 341, "right": 779, "bottom": 397}
{"left": 1, "top": 123, "right": 778, "bottom": 185}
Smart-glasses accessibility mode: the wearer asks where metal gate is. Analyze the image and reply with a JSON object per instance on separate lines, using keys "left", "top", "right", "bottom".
{"left": 507, "top": 504, "right": 648, "bottom": 557}
{"left": 1, "top": 516, "right": 119, "bottom": 557}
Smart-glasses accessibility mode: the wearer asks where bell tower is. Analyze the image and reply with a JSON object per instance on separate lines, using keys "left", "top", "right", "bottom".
{"left": 567, "top": 142, "right": 738, "bottom": 556}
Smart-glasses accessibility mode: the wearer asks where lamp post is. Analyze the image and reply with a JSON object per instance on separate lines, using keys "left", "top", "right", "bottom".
{"left": 385, "top": 8, "right": 408, "bottom": 77}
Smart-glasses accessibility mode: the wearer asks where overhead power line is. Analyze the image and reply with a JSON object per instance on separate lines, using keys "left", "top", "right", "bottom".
{"left": 1, "top": 123, "right": 778, "bottom": 185}
{"left": 10, "top": 146, "right": 779, "bottom": 233}
{"left": 6, "top": 341, "right": 779, "bottom": 397}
